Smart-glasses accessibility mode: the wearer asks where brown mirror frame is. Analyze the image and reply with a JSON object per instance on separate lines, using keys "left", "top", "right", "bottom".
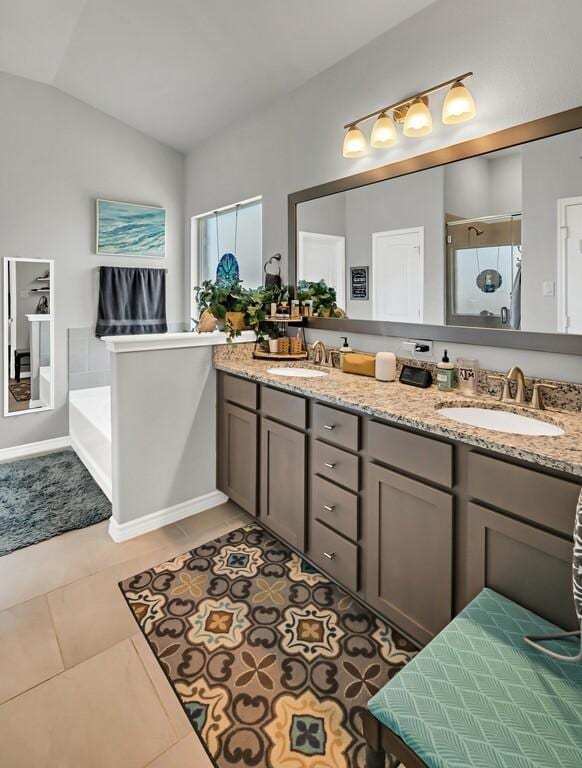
{"left": 288, "top": 106, "right": 582, "bottom": 355}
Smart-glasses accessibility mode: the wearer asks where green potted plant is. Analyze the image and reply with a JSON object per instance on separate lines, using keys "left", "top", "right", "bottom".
{"left": 193, "top": 279, "right": 247, "bottom": 339}
{"left": 297, "top": 280, "right": 337, "bottom": 317}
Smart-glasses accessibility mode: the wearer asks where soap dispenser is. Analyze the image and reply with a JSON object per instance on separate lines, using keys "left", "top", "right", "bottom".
{"left": 436, "top": 349, "right": 455, "bottom": 391}
{"left": 339, "top": 337, "right": 352, "bottom": 369}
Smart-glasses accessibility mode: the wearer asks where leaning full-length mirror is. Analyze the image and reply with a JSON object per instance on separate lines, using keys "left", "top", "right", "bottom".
{"left": 3, "top": 258, "right": 54, "bottom": 416}
{"left": 294, "top": 116, "right": 582, "bottom": 346}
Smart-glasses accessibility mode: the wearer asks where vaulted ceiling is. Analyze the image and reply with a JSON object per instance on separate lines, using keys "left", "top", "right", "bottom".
{"left": 0, "top": 0, "right": 436, "bottom": 151}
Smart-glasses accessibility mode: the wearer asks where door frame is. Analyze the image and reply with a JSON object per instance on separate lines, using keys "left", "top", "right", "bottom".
{"left": 557, "top": 195, "right": 582, "bottom": 333}
{"left": 297, "top": 231, "right": 346, "bottom": 311}
{"left": 372, "top": 226, "right": 424, "bottom": 323}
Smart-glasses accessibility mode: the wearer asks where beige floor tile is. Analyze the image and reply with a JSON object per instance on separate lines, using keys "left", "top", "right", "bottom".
{"left": 176, "top": 501, "right": 249, "bottom": 542}
{"left": 132, "top": 633, "right": 192, "bottom": 741}
{"left": 0, "top": 639, "right": 176, "bottom": 768}
{"left": 76, "top": 520, "right": 188, "bottom": 574}
{"left": 146, "top": 734, "right": 212, "bottom": 768}
{"left": 0, "top": 596, "right": 64, "bottom": 704}
{"left": 47, "top": 543, "right": 181, "bottom": 669}
{"left": 0, "top": 529, "right": 94, "bottom": 612}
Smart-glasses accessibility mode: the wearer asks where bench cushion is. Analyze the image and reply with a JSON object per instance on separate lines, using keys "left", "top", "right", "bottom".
{"left": 368, "top": 588, "right": 582, "bottom": 767}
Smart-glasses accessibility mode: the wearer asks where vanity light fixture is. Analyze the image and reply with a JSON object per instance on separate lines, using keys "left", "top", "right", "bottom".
{"left": 403, "top": 97, "right": 433, "bottom": 137}
{"left": 342, "top": 124, "right": 368, "bottom": 157}
{"left": 342, "top": 72, "right": 475, "bottom": 157}
{"left": 442, "top": 80, "right": 476, "bottom": 124}
{"left": 370, "top": 112, "right": 398, "bottom": 148}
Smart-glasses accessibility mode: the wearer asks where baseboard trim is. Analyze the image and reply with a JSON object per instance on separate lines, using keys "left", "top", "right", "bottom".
{"left": 0, "top": 435, "right": 71, "bottom": 463}
{"left": 70, "top": 433, "right": 112, "bottom": 502}
{"left": 108, "top": 489, "right": 229, "bottom": 542}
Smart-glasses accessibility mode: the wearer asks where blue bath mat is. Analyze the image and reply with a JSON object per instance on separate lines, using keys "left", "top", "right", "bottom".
{"left": 0, "top": 449, "right": 111, "bottom": 557}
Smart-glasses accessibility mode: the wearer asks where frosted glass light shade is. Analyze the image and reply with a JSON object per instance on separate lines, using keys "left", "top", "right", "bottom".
{"left": 403, "top": 98, "right": 433, "bottom": 137}
{"left": 442, "top": 81, "right": 476, "bottom": 124}
{"left": 343, "top": 125, "right": 367, "bottom": 157}
{"left": 370, "top": 113, "right": 397, "bottom": 148}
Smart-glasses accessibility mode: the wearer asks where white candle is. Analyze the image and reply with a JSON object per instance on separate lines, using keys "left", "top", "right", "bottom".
{"left": 375, "top": 352, "right": 396, "bottom": 382}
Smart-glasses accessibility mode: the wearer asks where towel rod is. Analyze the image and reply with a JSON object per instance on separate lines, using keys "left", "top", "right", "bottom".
{"left": 97, "top": 266, "right": 168, "bottom": 272}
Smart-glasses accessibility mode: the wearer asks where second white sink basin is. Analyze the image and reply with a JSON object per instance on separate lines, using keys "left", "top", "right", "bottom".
{"left": 267, "top": 366, "right": 328, "bottom": 379}
{"left": 438, "top": 406, "right": 564, "bottom": 436}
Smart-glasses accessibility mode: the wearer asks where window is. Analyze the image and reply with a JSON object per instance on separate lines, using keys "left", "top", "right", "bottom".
{"left": 195, "top": 197, "right": 262, "bottom": 290}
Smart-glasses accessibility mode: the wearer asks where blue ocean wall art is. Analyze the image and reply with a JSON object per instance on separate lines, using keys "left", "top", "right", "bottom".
{"left": 96, "top": 199, "right": 166, "bottom": 257}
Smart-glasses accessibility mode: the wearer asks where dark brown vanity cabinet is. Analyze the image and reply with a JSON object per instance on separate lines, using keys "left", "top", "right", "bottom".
{"left": 261, "top": 418, "right": 306, "bottom": 549}
{"left": 366, "top": 463, "right": 454, "bottom": 645}
{"left": 220, "top": 402, "right": 258, "bottom": 515}
{"left": 217, "top": 371, "right": 581, "bottom": 646}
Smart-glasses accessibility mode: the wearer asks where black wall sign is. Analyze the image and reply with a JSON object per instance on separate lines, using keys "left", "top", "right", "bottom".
{"left": 350, "top": 266, "right": 369, "bottom": 300}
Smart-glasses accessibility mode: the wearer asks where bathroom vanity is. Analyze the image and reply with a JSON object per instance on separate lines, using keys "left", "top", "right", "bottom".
{"left": 216, "top": 360, "right": 582, "bottom": 646}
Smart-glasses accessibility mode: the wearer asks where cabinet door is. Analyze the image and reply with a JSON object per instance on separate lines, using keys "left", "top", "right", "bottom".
{"left": 261, "top": 418, "right": 306, "bottom": 549}
{"left": 366, "top": 463, "right": 453, "bottom": 644}
{"left": 219, "top": 402, "right": 258, "bottom": 515}
{"left": 467, "top": 503, "right": 577, "bottom": 631}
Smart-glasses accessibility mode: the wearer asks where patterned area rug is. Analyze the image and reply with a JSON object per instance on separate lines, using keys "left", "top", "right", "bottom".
{"left": 0, "top": 449, "right": 111, "bottom": 556}
{"left": 120, "top": 522, "right": 417, "bottom": 767}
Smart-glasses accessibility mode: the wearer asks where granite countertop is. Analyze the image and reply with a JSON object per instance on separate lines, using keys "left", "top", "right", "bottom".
{"left": 214, "top": 357, "right": 582, "bottom": 479}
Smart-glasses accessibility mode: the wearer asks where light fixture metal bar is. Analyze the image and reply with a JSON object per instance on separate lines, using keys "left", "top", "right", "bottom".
{"left": 343, "top": 72, "right": 473, "bottom": 129}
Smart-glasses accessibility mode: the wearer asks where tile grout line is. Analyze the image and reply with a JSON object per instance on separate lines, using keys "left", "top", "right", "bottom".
{"left": 129, "top": 634, "right": 183, "bottom": 748}
{"left": 44, "top": 593, "right": 66, "bottom": 672}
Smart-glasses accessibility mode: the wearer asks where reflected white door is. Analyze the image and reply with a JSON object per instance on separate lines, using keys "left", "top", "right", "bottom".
{"left": 558, "top": 197, "right": 582, "bottom": 333}
{"left": 372, "top": 227, "right": 424, "bottom": 322}
{"left": 298, "top": 231, "right": 346, "bottom": 311}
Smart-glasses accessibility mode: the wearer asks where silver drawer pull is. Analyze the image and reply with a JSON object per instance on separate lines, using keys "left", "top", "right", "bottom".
{"left": 323, "top": 424, "right": 335, "bottom": 431}
{"left": 323, "top": 504, "right": 335, "bottom": 512}
{"left": 324, "top": 462, "right": 336, "bottom": 469}
{"left": 323, "top": 551, "right": 336, "bottom": 560}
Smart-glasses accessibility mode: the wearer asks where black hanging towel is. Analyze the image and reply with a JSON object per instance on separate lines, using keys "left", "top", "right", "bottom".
{"left": 96, "top": 266, "right": 167, "bottom": 337}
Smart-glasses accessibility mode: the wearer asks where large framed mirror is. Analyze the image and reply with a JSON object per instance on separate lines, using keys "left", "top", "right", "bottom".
{"left": 3, "top": 258, "right": 54, "bottom": 416}
{"left": 289, "top": 107, "right": 582, "bottom": 353}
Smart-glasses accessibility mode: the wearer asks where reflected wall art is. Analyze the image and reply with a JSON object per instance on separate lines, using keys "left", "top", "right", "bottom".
{"left": 96, "top": 199, "right": 166, "bottom": 257}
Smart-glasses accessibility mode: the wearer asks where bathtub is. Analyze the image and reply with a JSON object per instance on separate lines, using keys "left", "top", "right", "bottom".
{"left": 69, "top": 386, "right": 112, "bottom": 502}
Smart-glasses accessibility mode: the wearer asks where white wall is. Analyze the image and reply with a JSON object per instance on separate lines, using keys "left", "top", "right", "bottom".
{"left": 111, "top": 347, "right": 217, "bottom": 525}
{"left": 521, "top": 130, "right": 582, "bottom": 332}
{"left": 185, "top": 0, "right": 582, "bottom": 381}
{"left": 0, "top": 72, "right": 185, "bottom": 449}
{"left": 344, "top": 168, "right": 444, "bottom": 321}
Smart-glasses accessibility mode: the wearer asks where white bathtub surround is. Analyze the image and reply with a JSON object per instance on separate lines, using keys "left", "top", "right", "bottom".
{"left": 69, "top": 386, "right": 112, "bottom": 502}
{"left": 108, "top": 489, "right": 228, "bottom": 542}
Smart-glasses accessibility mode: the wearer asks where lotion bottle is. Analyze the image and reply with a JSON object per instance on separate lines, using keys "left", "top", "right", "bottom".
{"left": 339, "top": 336, "right": 352, "bottom": 369}
{"left": 436, "top": 349, "right": 455, "bottom": 391}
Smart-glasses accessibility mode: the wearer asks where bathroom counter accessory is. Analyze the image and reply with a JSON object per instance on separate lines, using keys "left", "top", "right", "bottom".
{"left": 213, "top": 351, "right": 582, "bottom": 478}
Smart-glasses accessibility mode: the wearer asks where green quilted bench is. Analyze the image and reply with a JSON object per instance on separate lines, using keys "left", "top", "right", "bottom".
{"left": 365, "top": 589, "right": 582, "bottom": 768}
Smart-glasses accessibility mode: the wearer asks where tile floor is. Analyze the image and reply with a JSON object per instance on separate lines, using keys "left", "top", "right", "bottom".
{"left": 0, "top": 501, "right": 250, "bottom": 767}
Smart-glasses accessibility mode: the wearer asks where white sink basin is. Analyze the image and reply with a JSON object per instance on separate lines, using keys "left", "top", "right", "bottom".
{"left": 267, "top": 366, "right": 328, "bottom": 379}
{"left": 438, "top": 406, "right": 564, "bottom": 436}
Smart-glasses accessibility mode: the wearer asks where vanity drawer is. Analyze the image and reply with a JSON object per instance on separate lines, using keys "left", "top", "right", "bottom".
{"left": 262, "top": 386, "right": 307, "bottom": 430}
{"left": 312, "top": 475, "right": 358, "bottom": 541}
{"left": 312, "top": 440, "right": 359, "bottom": 491}
{"left": 468, "top": 452, "right": 580, "bottom": 537}
{"left": 313, "top": 403, "right": 359, "bottom": 451}
{"left": 368, "top": 420, "right": 453, "bottom": 488}
{"left": 223, "top": 374, "right": 258, "bottom": 411}
{"left": 310, "top": 519, "right": 358, "bottom": 593}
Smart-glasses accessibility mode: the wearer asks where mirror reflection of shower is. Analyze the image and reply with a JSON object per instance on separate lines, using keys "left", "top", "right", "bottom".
{"left": 446, "top": 213, "right": 522, "bottom": 329}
